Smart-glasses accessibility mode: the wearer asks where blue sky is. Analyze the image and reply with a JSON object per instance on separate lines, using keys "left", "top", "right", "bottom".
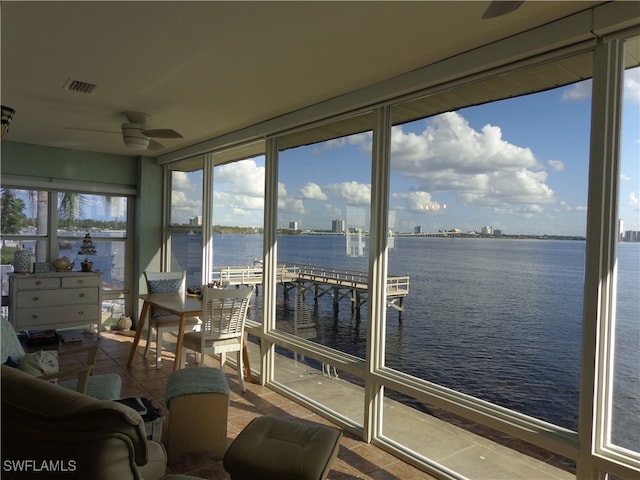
{"left": 172, "top": 69, "right": 640, "bottom": 237}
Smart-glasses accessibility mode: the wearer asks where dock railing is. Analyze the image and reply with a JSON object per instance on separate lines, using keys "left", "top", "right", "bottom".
{"left": 213, "top": 263, "right": 409, "bottom": 296}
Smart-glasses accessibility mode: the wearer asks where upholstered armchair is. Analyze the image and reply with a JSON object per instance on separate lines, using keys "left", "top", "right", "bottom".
{"left": 1, "top": 365, "right": 203, "bottom": 480}
{"left": 1, "top": 317, "right": 121, "bottom": 400}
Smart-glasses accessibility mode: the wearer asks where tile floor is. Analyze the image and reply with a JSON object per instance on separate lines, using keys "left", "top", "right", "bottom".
{"left": 56, "top": 329, "right": 438, "bottom": 480}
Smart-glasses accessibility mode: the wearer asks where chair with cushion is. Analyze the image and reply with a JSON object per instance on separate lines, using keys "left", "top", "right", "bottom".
{"left": 1, "top": 317, "right": 121, "bottom": 400}
{"left": 180, "top": 286, "right": 253, "bottom": 391}
{"left": 1, "top": 364, "right": 204, "bottom": 480}
{"left": 143, "top": 271, "right": 200, "bottom": 368}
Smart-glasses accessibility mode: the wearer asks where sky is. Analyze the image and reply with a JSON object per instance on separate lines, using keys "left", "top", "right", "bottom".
{"left": 172, "top": 68, "right": 640, "bottom": 237}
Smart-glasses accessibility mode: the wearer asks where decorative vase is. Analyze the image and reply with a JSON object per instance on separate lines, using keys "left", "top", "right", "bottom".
{"left": 81, "top": 260, "right": 93, "bottom": 272}
{"left": 117, "top": 315, "right": 132, "bottom": 331}
{"left": 52, "top": 256, "right": 74, "bottom": 272}
{"left": 13, "top": 249, "right": 31, "bottom": 273}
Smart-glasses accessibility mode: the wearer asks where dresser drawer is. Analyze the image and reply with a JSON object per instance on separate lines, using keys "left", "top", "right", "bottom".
{"left": 14, "top": 305, "right": 100, "bottom": 329}
{"left": 13, "top": 276, "right": 61, "bottom": 290}
{"left": 15, "top": 287, "right": 100, "bottom": 308}
{"left": 61, "top": 275, "right": 102, "bottom": 288}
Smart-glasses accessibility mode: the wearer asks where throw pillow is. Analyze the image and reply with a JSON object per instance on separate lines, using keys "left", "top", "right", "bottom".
{"left": 147, "top": 278, "right": 182, "bottom": 317}
{"left": 19, "top": 350, "right": 59, "bottom": 377}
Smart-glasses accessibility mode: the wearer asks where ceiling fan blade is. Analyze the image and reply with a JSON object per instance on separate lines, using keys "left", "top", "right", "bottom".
{"left": 143, "top": 128, "right": 183, "bottom": 139}
{"left": 482, "top": 1, "right": 524, "bottom": 19}
{"left": 147, "top": 139, "right": 166, "bottom": 150}
{"left": 64, "top": 126, "right": 120, "bottom": 135}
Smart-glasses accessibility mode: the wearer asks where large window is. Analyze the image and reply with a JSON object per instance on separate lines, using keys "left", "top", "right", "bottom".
{"left": 0, "top": 188, "right": 131, "bottom": 325}
{"left": 382, "top": 74, "right": 592, "bottom": 471}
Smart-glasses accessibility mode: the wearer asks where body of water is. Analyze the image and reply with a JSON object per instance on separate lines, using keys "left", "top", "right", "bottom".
{"left": 175, "top": 233, "right": 639, "bottom": 451}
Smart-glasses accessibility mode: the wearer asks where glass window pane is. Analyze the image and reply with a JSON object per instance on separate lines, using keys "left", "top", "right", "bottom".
{"left": 387, "top": 77, "right": 590, "bottom": 432}
{"left": 273, "top": 345, "right": 364, "bottom": 426}
{"left": 0, "top": 188, "right": 49, "bottom": 264}
{"left": 276, "top": 114, "right": 373, "bottom": 358}
{"left": 611, "top": 37, "right": 640, "bottom": 453}
{"left": 169, "top": 161, "right": 204, "bottom": 288}
{"left": 57, "top": 193, "right": 127, "bottom": 290}
{"left": 382, "top": 388, "right": 576, "bottom": 478}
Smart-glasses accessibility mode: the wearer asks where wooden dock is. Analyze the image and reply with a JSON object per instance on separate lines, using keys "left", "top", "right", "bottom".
{"left": 212, "top": 263, "right": 410, "bottom": 320}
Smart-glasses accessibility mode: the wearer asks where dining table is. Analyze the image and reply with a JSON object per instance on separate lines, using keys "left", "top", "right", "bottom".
{"left": 126, "top": 292, "right": 252, "bottom": 380}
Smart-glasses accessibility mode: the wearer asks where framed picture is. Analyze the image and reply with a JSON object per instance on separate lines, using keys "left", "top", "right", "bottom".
{"left": 33, "top": 262, "right": 52, "bottom": 273}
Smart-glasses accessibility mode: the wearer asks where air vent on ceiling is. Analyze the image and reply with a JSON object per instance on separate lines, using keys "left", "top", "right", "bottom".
{"left": 63, "top": 78, "right": 97, "bottom": 94}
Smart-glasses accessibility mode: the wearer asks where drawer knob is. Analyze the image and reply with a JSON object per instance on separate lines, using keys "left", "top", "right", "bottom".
{"left": 78, "top": 311, "right": 84, "bottom": 315}
{"left": 35, "top": 281, "right": 42, "bottom": 286}
{"left": 32, "top": 296, "right": 39, "bottom": 301}
{"left": 78, "top": 293, "right": 85, "bottom": 298}
{"left": 31, "top": 314, "right": 38, "bottom": 319}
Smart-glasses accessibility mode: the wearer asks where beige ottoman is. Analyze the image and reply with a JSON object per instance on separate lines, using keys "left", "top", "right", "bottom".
{"left": 165, "top": 367, "right": 230, "bottom": 464}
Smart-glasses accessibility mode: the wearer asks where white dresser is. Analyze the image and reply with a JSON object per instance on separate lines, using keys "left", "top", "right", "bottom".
{"left": 8, "top": 272, "right": 103, "bottom": 336}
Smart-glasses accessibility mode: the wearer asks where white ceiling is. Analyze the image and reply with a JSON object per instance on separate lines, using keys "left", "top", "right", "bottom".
{"left": 1, "top": 1, "right": 602, "bottom": 158}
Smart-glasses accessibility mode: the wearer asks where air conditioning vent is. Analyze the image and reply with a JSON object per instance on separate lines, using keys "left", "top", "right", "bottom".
{"left": 63, "top": 79, "right": 97, "bottom": 94}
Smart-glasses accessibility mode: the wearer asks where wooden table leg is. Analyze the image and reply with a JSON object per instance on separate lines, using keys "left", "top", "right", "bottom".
{"left": 242, "top": 333, "right": 252, "bottom": 383}
{"left": 173, "top": 314, "right": 187, "bottom": 371}
{"left": 127, "top": 302, "right": 150, "bottom": 367}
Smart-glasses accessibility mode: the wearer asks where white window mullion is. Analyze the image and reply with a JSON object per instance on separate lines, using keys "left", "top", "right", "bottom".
{"left": 261, "top": 137, "right": 279, "bottom": 385}
{"left": 365, "top": 106, "right": 392, "bottom": 443}
{"left": 577, "top": 37, "right": 624, "bottom": 480}
{"left": 202, "top": 154, "right": 214, "bottom": 285}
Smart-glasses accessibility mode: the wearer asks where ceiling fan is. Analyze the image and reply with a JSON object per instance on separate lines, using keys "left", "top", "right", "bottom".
{"left": 482, "top": 1, "right": 524, "bottom": 19}
{"left": 66, "top": 111, "right": 183, "bottom": 151}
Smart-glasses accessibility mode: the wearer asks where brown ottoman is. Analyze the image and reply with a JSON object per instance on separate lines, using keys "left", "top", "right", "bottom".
{"left": 223, "top": 415, "right": 342, "bottom": 480}
{"left": 165, "top": 367, "right": 230, "bottom": 463}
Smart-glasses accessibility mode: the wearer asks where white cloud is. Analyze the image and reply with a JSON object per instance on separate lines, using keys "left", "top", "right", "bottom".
{"left": 325, "top": 181, "right": 371, "bottom": 206}
{"left": 392, "top": 191, "right": 445, "bottom": 213}
{"left": 621, "top": 173, "right": 632, "bottom": 181}
{"left": 562, "top": 80, "right": 592, "bottom": 102}
{"left": 172, "top": 171, "right": 194, "bottom": 190}
{"left": 390, "top": 112, "right": 555, "bottom": 212}
{"left": 548, "top": 159, "right": 565, "bottom": 172}
{"left": 299, "top": 182, "right": 327, "bottom": 200}
{"left": 277, "top": 182, "right": 305, "bottom": 213}
{"left": 216, "top": 159, "right": 264, "bottom": 197}
{"left": 630, "top": 191, "right": 640, "bottom": 211}
{"left": 624, "top": 67, "right": 640, "bottom": 104}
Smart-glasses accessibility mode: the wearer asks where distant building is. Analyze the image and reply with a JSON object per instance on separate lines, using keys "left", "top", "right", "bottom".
{"left": 623, "top": 230, "right": 640, "bottom": 242}
{"left": 619, "top": 219, "right": 624, "bottom": 241}
{"left": 494, "top": 229, "right": 503, "bottom": 236}
{"left": 414, "top": 226, "right": 422, "bottom": 234}
{"left": 289, "top": 221, "right": 299, "bottom": 230}
{"left": 481, "top": 226, "right": 493, "bottom": 235}
{"left": 332, "top": 219, "right": 345, "bottom": 233}
{"left": 189, "top": 216, "right": 202, "bottom": 226}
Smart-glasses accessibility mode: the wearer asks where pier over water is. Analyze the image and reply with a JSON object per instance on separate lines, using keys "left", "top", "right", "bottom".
{"left": 213, "top": 263, "right": 410, "bottom": 319}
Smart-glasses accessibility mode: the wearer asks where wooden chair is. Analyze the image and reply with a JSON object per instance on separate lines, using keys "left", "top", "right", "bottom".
{"left": 180, "top": 286, "right": 253, "bottom": 391}
{"left": 143, "top": 271, "right": 200, "bottom": 368}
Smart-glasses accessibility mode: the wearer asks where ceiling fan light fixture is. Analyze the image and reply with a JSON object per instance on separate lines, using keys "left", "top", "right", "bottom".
{"left": 122, "top": 124, "right": 150, "bottom": 150}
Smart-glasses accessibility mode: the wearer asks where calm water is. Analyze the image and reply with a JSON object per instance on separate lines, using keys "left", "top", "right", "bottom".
{"left": 176, "top": 233, "right": 639, "bottom": 451}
